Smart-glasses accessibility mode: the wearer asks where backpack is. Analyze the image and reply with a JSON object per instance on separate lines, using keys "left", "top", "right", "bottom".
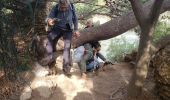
{"left": 72, "top": 46, "right": 85, "bottom": 63}
{"left": 73, "top": 43, "right": 94, "bottom": 63}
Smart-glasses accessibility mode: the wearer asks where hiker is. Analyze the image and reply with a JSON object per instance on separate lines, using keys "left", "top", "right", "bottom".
{"left": 45, "top": 0, "right": 80, "bottom": 77}
{"left": 84, "top": 20, "right": 107, "bottom": 71}
{"left": 75, "top": 20, "right": 94, "bottom": 78}
{"left": 76, "top": 43, "right": 93, "bottom": 78}
{"left": 75, "top": 20, "right": 109, "bottom": 79}
{"left": 86, "top": 42, "right": 111, "bottom": 72}
{"left": 75, "top": 41, "right": 110, "bottom": 78}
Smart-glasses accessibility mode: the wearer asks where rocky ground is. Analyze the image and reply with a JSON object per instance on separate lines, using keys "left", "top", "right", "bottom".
{"left": 0, "top": 55, "right": 160, "bottom": 100}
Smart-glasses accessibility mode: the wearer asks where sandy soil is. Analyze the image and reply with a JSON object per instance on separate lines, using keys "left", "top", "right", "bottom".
{"left": 0, "top": 57, "right": 159, "bottom": 100}
{"left": 20, "top": 61, "right": 134, "bottom": 100}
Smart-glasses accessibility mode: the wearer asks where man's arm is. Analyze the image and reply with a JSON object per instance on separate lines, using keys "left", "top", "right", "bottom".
{"left": 96, "top": 53, "right": 106, "bottom": 61}
{"left": 97, "top": 53, "right": 114, "bottom": 65}
{"left": 45, "top": 5, "right": 57, "bottom": 23}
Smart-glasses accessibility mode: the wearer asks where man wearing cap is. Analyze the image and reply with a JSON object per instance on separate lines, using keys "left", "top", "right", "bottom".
{"left": 46, "top": 0, "right": 80, "bottom": 77}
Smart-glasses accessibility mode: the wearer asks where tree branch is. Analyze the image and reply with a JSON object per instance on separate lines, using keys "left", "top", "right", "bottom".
{"left": 73, "top": 0, "right": 170, "bottom": 47}
{"left": 128, "top": 0, "right": 147, "bottom": 28}
{"left": 149, "top": 0, "right": 164, "bottom": 25}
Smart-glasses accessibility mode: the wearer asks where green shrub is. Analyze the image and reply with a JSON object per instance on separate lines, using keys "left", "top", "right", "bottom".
{"left": 153, "top": 21, "right": 170, "bottom": 43}
{"left": 106, "top": 35, "right": 138, "bottom": 62}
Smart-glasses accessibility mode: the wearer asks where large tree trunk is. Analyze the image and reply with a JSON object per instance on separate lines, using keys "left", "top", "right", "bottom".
{"left": 127, "top": 26, "right": 155, "bottom": 98}
{"left": 73, "top": 0, "right": 170, "bottom": 47}
{"left": 127, "top": 0, "right": 164, "bottom": 98}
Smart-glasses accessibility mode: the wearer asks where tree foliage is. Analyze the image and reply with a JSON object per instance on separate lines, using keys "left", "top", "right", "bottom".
{"left": 76, "top": 0, "right": 132, "bottom": 20}
{"left": 0, "top": 0, "right": 34, "bottom": 80}
{"left": 0, "top": 0, "right": 19, "bottom": 80}
{"left": 106, "top": 35, "right": 138, "bottom": 62}
{"left": 154, "top": 20, "right": 170, "bottom": 42}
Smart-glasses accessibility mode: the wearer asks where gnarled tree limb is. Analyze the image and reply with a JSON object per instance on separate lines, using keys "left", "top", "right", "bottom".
{"left": 73, "top": 0, "right": 170, "bottom": 47}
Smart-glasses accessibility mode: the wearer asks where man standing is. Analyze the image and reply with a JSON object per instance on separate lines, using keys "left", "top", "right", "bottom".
{"left": 46, "top": 0, "right": 79, "bottom": 77}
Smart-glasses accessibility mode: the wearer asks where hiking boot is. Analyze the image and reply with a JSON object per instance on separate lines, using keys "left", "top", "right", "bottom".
{"left": 48, "top": 61, "right": 57, "bottom": 75}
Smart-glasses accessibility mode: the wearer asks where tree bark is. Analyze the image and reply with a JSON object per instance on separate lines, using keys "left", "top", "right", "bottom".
{"left": 127, "top": 0, "right": 164, "bottom": 98}
{"left": 128, "top": 0, "right": 147, "bottom": 28}
{"left": 0, "top": 1, "right": 19, "bottom": 81}
{"left": 73, "top": 0, "right": 170, "bottom": 47}
{"left": 34, "top": 0, "right": 51, "bottom": 35}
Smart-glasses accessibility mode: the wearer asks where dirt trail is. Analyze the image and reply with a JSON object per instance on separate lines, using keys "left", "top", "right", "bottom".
{"left": 20, "top": 57, "right": 134, "bottom": 100}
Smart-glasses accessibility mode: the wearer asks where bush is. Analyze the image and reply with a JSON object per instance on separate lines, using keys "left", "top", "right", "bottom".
{"left": 106, "top": 35, "right": 138, "bottom": 62}
{"left": 153, "top": 21, "right": 170, "bottom": 43}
